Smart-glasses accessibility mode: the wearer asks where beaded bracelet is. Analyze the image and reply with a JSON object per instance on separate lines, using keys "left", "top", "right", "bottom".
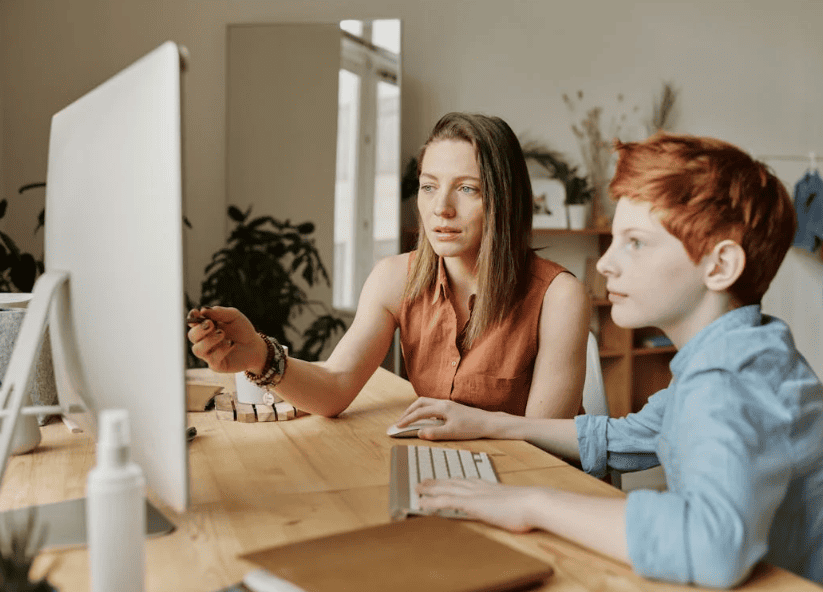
{"left": 245, "top": 332, "right": 288, "bottom": 388}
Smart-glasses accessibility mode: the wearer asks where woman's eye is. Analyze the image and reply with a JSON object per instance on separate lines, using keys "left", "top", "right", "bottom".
{"left": 627, "top": 238, "right": 643, "bottom": 250}
{"left": 459, "top": 185, "right": 479, "bottom": 194}
{"left": 419, "top": 184, "right": 435, "bottom": 193}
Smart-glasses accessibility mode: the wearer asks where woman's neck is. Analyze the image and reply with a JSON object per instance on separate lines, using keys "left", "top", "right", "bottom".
{"left": 442, "top": 255, "right": 479, "bottom": 296}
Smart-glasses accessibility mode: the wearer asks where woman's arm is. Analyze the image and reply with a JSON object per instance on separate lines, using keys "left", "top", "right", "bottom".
{"left": 189, "top": 253, "right": 409, "bottom": 417}
{"left": 525, "top": 272, "right": 591, "bottom": 419}
{"left": 394, "top": 399, "right": 583, "bottom": 460}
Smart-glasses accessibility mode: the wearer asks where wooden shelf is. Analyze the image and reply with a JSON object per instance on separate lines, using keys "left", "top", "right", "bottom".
{"left": 632, "top": 346, "right": 677, "bottom": 356}
{"left": 532, "top": 227, "right": 611, "bottom": 236}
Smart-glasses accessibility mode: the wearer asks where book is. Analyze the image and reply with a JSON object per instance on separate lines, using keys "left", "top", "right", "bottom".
{"left": 239, "top": 516, "right": 553, "bottom": 592}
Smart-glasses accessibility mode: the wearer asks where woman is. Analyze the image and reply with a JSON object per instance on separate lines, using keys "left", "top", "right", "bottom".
{"left": 188, "top": 112, "right": 590, "bottom": 422}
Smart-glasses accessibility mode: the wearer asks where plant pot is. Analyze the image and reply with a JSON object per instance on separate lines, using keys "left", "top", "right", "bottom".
{"left": 567, "top": 203, "right": 588, "bottom": 230}
{"left": 0, "top": 303, "right": 59, "bottom": 455}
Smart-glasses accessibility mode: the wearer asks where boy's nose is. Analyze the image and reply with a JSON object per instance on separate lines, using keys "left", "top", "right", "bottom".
{"left": 596, "top": 245, "right": 617, "bottom": 277}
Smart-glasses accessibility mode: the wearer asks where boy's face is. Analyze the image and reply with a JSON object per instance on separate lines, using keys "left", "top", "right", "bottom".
{"left": 596, "top": 197, "right": 709, "bottom": 341}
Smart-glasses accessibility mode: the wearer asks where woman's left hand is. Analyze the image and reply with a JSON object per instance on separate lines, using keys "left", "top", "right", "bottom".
{"left": 394, "top": 397, "right": 501, "bottom": 440}
{"left": 416, "top": 478, "right": 539, "bottom": 533}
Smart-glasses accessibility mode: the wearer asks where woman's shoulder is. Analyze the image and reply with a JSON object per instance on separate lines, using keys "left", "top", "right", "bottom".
{"left": 541, "top": 266, "right": 590, "bottom": 312}
{"left": 361, "top": 253, "right": 413, "bottom": 315}
{"left": 529, "top": 252, "right": 568, "bottom": 280}
{"left": 373, "top": 252, "right": 412, "bottom": 274}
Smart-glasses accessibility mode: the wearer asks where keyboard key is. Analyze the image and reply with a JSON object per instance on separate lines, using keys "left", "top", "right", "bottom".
{"left": 458, "top": 449, "right": 480, "bottom": 478}
{"left": 432, "top": 448, "right": 449, "bottom": 479}
{"left": 395, "top": 445, "right": 499, "bottom": 520}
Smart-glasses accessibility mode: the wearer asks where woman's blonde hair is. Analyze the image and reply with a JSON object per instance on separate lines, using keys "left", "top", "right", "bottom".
{"left": 404, "top": 113, "right": 533, "bottom": 348}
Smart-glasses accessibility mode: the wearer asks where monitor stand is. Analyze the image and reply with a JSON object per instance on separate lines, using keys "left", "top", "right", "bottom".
{"left": 0, "top": 272, "right": 176, "bottom": 547}
{"left": 0, "top": 498, "right": 175, "bottom": 550}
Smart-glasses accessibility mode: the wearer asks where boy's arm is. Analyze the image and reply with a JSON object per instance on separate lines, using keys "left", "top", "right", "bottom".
{"left": 624, "top": 369, "right": 793, "bottom": 588}
{"left": 572, "top": 386, "right": 671, "bottom": 477}
{"left": 417, "top": 480, "right": 630, "bottom": 564}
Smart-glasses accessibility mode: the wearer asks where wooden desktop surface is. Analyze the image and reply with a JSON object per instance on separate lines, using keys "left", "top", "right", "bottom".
{"left": 1, "top": 367, "right": 818, "bottom": 592}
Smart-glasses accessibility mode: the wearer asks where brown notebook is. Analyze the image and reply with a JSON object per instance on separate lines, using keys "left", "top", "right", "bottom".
{"left": 239, "top": 516, "right": 553, "bottom": 592}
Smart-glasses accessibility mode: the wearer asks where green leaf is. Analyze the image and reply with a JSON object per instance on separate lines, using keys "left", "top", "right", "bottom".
{"left": 227, "top": 205, "right": 247, "bottom": 223}
{"left": 10, "top": 254, "right": 37, "bottom": 292}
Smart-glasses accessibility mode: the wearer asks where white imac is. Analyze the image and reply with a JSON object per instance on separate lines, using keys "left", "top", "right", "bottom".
{"left": 0, "top": 41, "right": 189, "bottom": 541}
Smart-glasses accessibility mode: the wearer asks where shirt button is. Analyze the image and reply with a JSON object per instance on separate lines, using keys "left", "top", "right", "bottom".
{"left": 451, "top": 361, "right": 457, "bottom": 367}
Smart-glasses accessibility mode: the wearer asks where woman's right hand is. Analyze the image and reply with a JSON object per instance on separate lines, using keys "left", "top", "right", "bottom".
{"left": 186, "top": 306, "right": 265, "bottom": 374}
{"left": 394, "top": 397, "right": 502, "bottom": 441}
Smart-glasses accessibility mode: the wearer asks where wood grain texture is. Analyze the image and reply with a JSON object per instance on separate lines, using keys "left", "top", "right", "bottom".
{"left": 1, "top": 368, "right": 815, "bottom": 592}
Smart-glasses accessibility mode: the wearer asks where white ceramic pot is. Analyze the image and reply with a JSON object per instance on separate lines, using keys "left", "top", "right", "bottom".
{"left": 0, "top": 307, "right": 44, "bottom": 454}
{"left": 567, "top": 204, "right": 588, "bottom": 230}
{"left": 235, "top": 345, "right": 288, "bottom": 405}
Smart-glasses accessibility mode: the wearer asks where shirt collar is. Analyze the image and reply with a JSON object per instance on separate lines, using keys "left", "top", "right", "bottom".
{"left": 432, "top": 256, "right": 477, "bottom": 312}
{"left": 670, "top": 304, "right": 762, "bottom": 376}
{"left": 433, "top": 256, "right": 450, "bottom": 304}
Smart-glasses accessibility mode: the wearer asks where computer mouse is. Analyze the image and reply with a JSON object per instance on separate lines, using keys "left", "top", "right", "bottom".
{"left": 386, "top": 418, "right": 445, "bottom": 438}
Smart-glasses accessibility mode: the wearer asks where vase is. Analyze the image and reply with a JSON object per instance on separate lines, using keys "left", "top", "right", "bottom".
{"left": 0, "top": 304, "right": 58, "bottom": 455}
{"left": 567, "top": 204, "right": 588, "bottom": 230}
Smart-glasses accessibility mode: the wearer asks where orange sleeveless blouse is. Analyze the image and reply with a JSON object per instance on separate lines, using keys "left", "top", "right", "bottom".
{"left": 399, "top": 252, "right": 568, "bottom": 416}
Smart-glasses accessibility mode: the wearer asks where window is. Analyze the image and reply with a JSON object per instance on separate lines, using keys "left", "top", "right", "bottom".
{"left": 333, "top": 20, "right": 401, "bottom": 311}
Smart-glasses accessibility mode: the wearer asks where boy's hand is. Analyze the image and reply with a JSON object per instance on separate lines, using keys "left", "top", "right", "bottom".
{"left": 416, "top": 479, "right": 538, "bottom": 533}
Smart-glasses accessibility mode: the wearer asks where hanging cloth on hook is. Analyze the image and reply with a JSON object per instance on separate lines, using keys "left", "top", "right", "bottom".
{"left": 792, "top": 169, "right": 823, "bottom": 253}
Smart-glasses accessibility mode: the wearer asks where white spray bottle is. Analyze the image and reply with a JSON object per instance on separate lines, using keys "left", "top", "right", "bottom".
{"left": 86, "top": 409, "right": 146, "bottom": 592}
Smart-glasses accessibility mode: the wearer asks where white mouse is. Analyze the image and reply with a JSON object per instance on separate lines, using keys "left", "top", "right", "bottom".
{"left": 386, "top": 417, "right": 445, "bottom": 438}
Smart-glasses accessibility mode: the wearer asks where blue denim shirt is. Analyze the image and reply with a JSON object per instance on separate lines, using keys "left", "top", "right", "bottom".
{"left": 575, "top": 305, "right": 823, "bottom": 587}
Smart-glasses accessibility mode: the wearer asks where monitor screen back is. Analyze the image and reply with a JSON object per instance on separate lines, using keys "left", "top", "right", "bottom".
{"left": 44, "top": 41, "right": 188, "bottom": 511}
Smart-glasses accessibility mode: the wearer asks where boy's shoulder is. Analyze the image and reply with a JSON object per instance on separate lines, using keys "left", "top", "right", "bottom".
{"left": 683, "top": 308, "right": 796, "bottom": 372}
{"left": 679, "top": 309, "right": 820, "bottom": 410}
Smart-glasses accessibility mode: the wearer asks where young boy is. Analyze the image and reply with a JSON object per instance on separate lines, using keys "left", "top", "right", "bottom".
{"left": 413, "top": 133, "right": 823, "bottom": 588}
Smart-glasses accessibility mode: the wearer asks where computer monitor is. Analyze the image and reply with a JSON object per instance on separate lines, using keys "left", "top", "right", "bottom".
{"left": 0, "top": 41, "right": 189, "bottom": 519}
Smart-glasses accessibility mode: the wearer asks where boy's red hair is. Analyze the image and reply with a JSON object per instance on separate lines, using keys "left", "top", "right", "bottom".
{"left": 609, "top": 133, "right": 796, "bottom": 305}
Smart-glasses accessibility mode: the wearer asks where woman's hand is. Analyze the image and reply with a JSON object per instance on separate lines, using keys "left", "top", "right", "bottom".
{"left": 394, "top": 397, "right": 502, "bottom": 440}
{"left": 186, "top": 306, "right": 265, "bottom": 374}
{"left": 417, "top": 479, "right": 539, "bottom": 533}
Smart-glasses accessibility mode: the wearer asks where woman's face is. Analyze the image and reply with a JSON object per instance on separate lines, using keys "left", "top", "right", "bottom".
{"left": 417, "top": 139, "right": 485, "bottom": 265}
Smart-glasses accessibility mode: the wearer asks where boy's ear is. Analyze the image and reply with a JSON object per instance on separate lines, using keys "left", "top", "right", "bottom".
{"left": 704, "top": 240, "right": 746, "bottom": 291}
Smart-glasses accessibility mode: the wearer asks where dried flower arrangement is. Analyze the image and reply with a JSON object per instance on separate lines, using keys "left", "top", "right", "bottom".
{"left": 563, "top": 90, "right": 637, "bottom": 229}
{"left": 646, "top": 81, "right": 679, "bottom": 134}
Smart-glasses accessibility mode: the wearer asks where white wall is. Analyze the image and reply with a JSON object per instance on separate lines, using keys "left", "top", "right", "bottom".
{"left": 1, "top": 0, "right": 821, "bottom": 372}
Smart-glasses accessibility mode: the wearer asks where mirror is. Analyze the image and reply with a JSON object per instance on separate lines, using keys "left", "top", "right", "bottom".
{"left": 226, "top": 21, "right": 402, "bottom": 321}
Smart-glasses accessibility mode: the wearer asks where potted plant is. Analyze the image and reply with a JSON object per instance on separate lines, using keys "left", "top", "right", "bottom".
{"left": 0, "top": 184, "right": 45, "bottom": 293}
{"left": 521, "top": 144, "right": 593, "bottom": 229}
{"left": 192, "top": 206, "right": 347, "bottom": 364}
{"left": 0, "top": 508, "right": 57, "bottom": 591}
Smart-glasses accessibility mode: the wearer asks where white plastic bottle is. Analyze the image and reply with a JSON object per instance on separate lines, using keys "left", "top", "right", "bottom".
{"left": 86, "top": 409, "right": 146, "bottom": 592}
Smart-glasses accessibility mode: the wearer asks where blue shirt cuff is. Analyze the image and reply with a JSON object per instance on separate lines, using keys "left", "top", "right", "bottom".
{"left": 575, "top": 414, "right": 608, "bottom": 477}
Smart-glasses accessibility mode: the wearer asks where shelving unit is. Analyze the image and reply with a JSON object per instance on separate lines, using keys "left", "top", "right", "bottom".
{"left": 534, "top": 228, "right": 676, "bottom": 418}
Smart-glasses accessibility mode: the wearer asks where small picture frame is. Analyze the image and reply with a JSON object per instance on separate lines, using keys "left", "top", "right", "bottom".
{"left": 531, "top": 178, "right": 567, "bottom": 229}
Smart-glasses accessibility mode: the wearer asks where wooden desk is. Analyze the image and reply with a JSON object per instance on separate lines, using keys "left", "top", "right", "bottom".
{"left": 1, "top": 368, "right": 818, "bottom": 591}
